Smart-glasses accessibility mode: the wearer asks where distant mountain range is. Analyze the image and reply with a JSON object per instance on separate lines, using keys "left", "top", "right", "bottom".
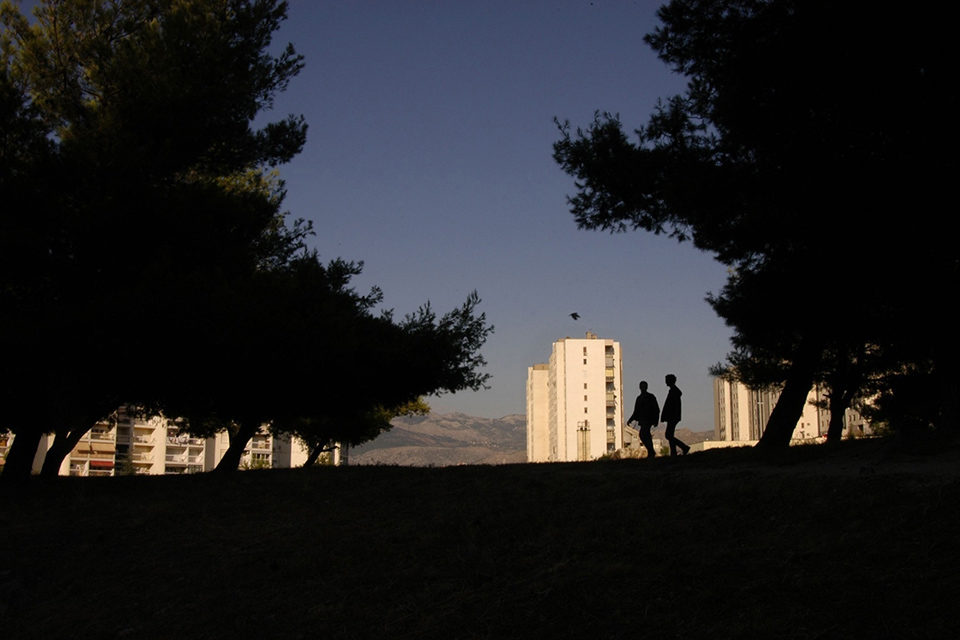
{"left": 350, "top": 413, "right": 527, "bottom": 466}
{"left": 349, "top": 412, "right": 712, "bottom": 467}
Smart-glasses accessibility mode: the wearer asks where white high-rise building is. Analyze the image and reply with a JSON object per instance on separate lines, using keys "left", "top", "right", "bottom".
{"left": 527, "top": 333, "right": 624, "bottom": 462}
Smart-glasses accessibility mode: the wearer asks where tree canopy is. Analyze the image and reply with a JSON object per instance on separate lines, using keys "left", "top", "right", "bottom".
{"left": 154, "top": 254, "right": 492, "bottom": 472}
{"left": 1, "top": 0, "right": 492, "bottom": 476}
{"left": 554, "top": 0, "right": 959, "bottom": 446}
{"left": 0, "top": 0, "right": 310, "bottom": 475}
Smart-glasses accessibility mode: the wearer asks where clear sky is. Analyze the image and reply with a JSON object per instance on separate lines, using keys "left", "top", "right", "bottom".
{"left": 265, "top": 1, "right": 734, "bottom": 430}
{"left": 16, "top": 0, "right": 734, "bottom": 430}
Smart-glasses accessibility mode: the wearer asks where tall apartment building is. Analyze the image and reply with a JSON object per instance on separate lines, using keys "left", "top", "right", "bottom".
{"left": 527, "top": 333, "right": 624, "bottom": 462}
{"left": 713, "top": 378, "right": 873, "bottom": 443}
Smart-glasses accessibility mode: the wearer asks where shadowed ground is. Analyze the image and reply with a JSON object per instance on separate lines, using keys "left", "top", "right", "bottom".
{"left": 2, "top": 438, "right": 958, "bottom": 639}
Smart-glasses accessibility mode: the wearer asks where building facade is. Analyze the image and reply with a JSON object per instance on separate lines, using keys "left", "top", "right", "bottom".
{"left": 526, "top": 363, "right": 550, "bottom": 462}
{"left": 526, "top": 333, "right": 624, "bottom": 462}
{"left": 713, "top": 378, "right": 873, "bottom": 443}
{"left": 1, "top": 406, "right": 312, "bottom": 476}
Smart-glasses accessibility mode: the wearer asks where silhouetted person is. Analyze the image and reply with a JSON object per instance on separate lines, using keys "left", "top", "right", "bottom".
{"left": 627, "top": 380, "right": 660, "bottom": 459}
{"left": 661, "top": 374, "right": 689, "bottom": 456}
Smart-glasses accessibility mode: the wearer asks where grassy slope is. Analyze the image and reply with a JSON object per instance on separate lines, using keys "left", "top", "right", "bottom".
{"left": 2, "top": 439, "right": 958, "bottom": 639}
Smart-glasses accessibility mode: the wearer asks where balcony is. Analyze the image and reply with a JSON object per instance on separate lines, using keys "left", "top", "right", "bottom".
{"left": 165, "top": 453, "right": 204, "bottom": 465}
{"left": 80, "top": 451, "right": 115, "bottom": 460}
{"left": 166, "top": 435, "right": 205, "bottom": 446}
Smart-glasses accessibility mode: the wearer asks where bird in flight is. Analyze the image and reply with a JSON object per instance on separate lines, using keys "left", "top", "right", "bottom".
{"left": 570, "top": 312, "right": 580, "bottom": 320}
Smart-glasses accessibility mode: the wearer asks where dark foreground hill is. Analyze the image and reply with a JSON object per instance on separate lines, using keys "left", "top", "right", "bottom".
{"left": 2, "top": 438, "right": 959, "bottom": 639}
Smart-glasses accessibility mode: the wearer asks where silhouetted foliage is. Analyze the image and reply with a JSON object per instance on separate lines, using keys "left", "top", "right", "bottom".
{"left": 1, "top": 1, "right": 493, "bottom": 477}
{"left": 281, "top": 398, "right": 431, "bottom": 468}
{"left": 554, "top": 0, "right": 959, "bottom": 446}
{"left": 154, "top": 255, "right": 492, "bottom": 472}
{"left": 0, "top": 0, "right": 308, "bottom": 476}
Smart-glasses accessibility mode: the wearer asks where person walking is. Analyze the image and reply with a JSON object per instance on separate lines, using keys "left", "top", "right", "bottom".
{"left": 626, "top": 381, "right": 659, "bottom": 459}
{"left": 661, "top": 374, "right": 690, "bottom": 456}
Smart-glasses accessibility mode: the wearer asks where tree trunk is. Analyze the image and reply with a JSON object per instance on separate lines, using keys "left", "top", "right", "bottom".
{"left": 303, "top": 443, "right": 323, "bottom": 468}
{"left": 214, "top": 421, "right": 260, "bottom": 473}
{"left": 824, "top": 345, "right": 864, "bottom": 443}
{"left": 40, "top": 427, "right": 90, "bottom": 476}
{"left": 757, "top": 359, "right": 815, "bottom": 449}
{"left": 303, "top": 441, "right": 333, "bottom": 468}
{"left": 2, "top": 429, "right": 43, "bottom": 478}
{"left": 826, "top": 392, "right": 851, "bottom": 443}
{"left": 938, "top": 369, "right": 960, "bottom": 435}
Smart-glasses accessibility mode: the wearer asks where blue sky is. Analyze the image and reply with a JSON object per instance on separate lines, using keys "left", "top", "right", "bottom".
{"left": 15, "top": 0, "right": 734, "bottom": 430}
{"left": 266, "top": 1, "right": 734, "bottom": 430}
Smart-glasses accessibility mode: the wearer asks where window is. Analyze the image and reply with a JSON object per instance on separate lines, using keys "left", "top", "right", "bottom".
{"left": 584, "top": 395, "right": 588, "bottom": 401}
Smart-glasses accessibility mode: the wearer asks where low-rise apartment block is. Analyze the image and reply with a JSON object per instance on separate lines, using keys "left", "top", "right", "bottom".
{"left": 1, "top": 407, "right": 313, "bottom": 475}
{"left": 713, "top": 378, "right": 873, "bottom": 444}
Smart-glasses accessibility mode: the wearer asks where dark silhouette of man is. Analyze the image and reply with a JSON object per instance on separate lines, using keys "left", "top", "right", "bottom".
{"left": 661, "top": 374, "right": 689, "bottom": 456}
{"left": 627, "top": 381, "right": 660, "bottom": 458}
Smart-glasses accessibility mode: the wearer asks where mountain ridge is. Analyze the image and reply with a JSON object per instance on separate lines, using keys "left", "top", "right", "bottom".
{"left": 351, "top": 412, "right": 526, "bottom": 466}
{"left": 350, "top": 412, "right": 711, "bottom": 466}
